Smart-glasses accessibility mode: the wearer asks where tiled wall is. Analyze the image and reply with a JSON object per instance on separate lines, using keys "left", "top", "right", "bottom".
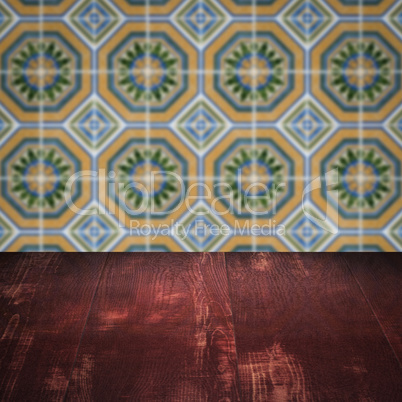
{"left": 0, "top": 0, "right": 401, "bottom": 251}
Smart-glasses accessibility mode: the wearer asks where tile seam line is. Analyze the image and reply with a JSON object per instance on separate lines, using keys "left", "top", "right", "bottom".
{"left": 251, "top": 0, "right": 257, "bottom": 252}
{"left": 358, "top": 0, "right": 364, "bottom": 252}
{"left": 38, "top": 0, "right": 44, "bottom": 251}
{"left": 341, "top": 253, "right": 402, "bottom": 369}
{"left": 3, "top": 70, "right": 402, "bottom": 74}
{"left": 0, "top": 176, "right": 401, "bottom": 181}
{"left": 145, "top": 0, "right": 151, "bottom": 252}
{"left": 62, "top": 252, "right": 111, "bottom": 401}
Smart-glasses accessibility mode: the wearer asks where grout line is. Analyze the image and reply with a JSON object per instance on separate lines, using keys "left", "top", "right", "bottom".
{"left": 251, "top": 0, "right": 257, "bottom": 252}
{"left": 304, "top": 0, "right": 311, "bottom": 251}
{"left": 197, "top": 0, "right": 202, "bottom": 153}
{"left": 145, "top": 0, "right": 151, "bottom": 252}
{"left": 90, "top": 0, "right": 97, "bottom": 252}
{"left": 62, "top": 252, "right": 111, "bottom": 401}
{"left": 341, "top": 255, "right": 402, "bottom": 369}
{"left": 0, "top": 175, "right": 401, "bottom": 181}
{"left": 8, "top": 15, "right": 385, "bottom": 21}
{"left": 223, "top": 252, "right": 243, "bottom": 402}
{"left": 1, "top": 69, "right": 401, "bottom": 75}
{"left": 196, "top": 1, "right": 208, "bottom": 188}
{"left": 358, "top": 0, "right": 364, "bottom": 252}
{"left": 38, "top": 0, "right": 44, "bottom": 252}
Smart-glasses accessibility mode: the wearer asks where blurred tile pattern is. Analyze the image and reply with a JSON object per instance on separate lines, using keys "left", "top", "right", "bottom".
{"left": 0, "top": 0, "right": 401, "bottom": 251}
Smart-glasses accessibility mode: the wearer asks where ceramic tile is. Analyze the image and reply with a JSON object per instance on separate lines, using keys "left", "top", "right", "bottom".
{"left": 322, "top": 0, "right": 395, "bottom": 16}
{"left": 4, "top": 235, "right": 78, "bottom": 252}
{"left": 0, "top": 0, "right": 401, "bottom": 251}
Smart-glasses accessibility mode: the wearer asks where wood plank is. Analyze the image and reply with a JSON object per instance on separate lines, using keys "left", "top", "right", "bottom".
{"left": 0, "top": 253, "right": 108, "bottom": 401}
{"left": 65, "top": 253, "right": 239, "bottom": 401}
{"left": 342, "top": 253, "right": 402, "bottom": 365}
{"left": 226, "top": 253, "right": 402, "bottom": 401}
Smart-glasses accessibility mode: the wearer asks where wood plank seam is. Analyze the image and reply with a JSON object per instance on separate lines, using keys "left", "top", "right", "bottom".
{"left": 225, "top": 253, "right": 402, "bottom": 401}
{"left": 62, "top": 252, "right": 111, "bottom": 401}
{"left": 341, "top": 254, "right": 402, "bottom": 369}
{"left": 223, "top": 252, "right": 243, "bottom": 402}
{"left": 63, "top": 253, "right": 241, "bottom": 400}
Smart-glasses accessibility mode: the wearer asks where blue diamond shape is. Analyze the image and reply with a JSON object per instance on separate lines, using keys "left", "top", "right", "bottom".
{"left": 291, "top": 3, "right": 324, "bottom": 36}
{"left": 78, "top": 108, "right": 112, "bottom": 142}
{"left": 186, "top": 216, "right": 218, "bottom": 249}
{"left": 396, "top": 118, "right": 402, "bottom": 132}
{"left": 294, "top": 4, "right": 323, "bottom": 34}
{"left": 290, "top": 109, "right": 325, "bottom": 142}
{"left": 184, "top": 3, "right": 218, "bottom": 36}
{"left": 78, "top": 3, "right": 111, "bottom": 36}
{"left": 78, "top": 216, "right": 111, "bottom": 249}
{"left": 292, "top": 217, "right": 325, "bottom": 249}
{"left": 184, "top": 109, "right": 218, "bottom": 141}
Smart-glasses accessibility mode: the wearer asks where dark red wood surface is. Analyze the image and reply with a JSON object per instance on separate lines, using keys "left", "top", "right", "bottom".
{"left": 0, "top": 253, "right": 401, "bottom": 401}
{"left": 0, "top": 253, "right": 108, "bottom": 401}
{"left": 342, "top": 253, "right": 402, "bottom": 365}
{"left": 226, "top": 253, "right": 402, "bottom": 401}
{"left": 65, "top": 253, "right": 239, "bottom": 401}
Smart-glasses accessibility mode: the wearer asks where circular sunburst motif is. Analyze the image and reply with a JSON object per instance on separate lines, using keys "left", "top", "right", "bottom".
{"left": 131, "top": 54, "right": 166, "bottom": 91}
{"left": 118, "top": 42, "right": 178, "bottom": 104}
{"left": 12, "top": 148, "right": 71, "bottom": 209}
{"left": 11, "top": 41, "right": 72, "bottom": 103}
{"left": 330, "top": 41, "right": 391, "bottom": 103}
{"left": 118, "top": 148, "right": 178, "bottom": 209}
{"left": 332, "top": 148, "right": 391, "bottom": 209}
{"left": 224, "top": 42, "right": 284, "bottom": 103}
{"left": 224, "top": 148, "right": 284, "bottom": 210}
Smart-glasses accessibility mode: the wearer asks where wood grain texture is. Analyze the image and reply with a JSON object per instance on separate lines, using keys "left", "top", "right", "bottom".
{"left": 0, "top": 253, "right": 107, "bottom": 401}
{"left": 1, "top": 252, "right": 401, "bottom": 401}
{"left": 342, "top": 253, "right": 402, "bottom": 366}
{"left": 226, "top": 253, "right": 402, "bottom": 401}
{"left": 65, "top": 253, "right": 239, "bottom": 401}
